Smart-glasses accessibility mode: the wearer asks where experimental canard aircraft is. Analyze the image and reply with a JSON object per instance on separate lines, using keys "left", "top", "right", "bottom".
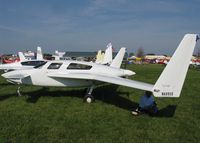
{"left": 1, "top": 34, "right": 199, "bottom": 103}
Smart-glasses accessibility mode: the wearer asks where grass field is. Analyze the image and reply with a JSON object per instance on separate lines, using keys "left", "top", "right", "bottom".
{"left": 0, "top": 64, "right": 199, "bottom": 143}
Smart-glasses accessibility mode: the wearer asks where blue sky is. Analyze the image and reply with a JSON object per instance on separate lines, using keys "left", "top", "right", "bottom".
{"left": 0, "top": 0, "right": 199, "bottom": 55}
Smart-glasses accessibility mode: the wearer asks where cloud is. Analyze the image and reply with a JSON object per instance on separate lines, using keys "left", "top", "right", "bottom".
{"left": 81, "top": 0, "right": 128, "bottom": 16}
{"left": 0, "top": 25, "right": 26, "bottom": 33}
{"left": 0, "top": 0, "right": 199, "bottom": 54}
{"left": 81, "top": 0, "right": 185, "bottom": 17}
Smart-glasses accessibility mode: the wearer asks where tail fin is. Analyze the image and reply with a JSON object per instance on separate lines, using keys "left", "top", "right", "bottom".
{"left": 36, "top": 46, "right": 43, "bottom": 60}
{"left": 18, "top": 52, "right": 26, "bottom": 61}
{"left": 110, "top": 47, "right": 126, "bottom": 68}
{"left": 102, "top": 43, "right": 113, "bottom": 64}
{"left": 153, "top": 34, "right": 198, "bottom": 97}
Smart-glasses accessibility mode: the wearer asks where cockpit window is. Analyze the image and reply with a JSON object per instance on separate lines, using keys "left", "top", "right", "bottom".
{"left": 21, "top": 61, "right": 46, "bottom": 66}
{"left": 67, "top": 63, "right": 92, "bottom": 70}
{"left": 47, "top": 63, "right": 63, "bottom": 69}
{"left": 34, "top": 61, "right": 47, "bottom": 69}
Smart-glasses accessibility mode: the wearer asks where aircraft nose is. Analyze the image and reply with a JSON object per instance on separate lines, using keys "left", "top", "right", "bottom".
{"left": 1, "top": 72, "right": 11, "bottom": 78}
{"left": 123, "top": 70, "right": 136, "bottom": 76}
{"left": 2, "top": 69, "right": 30, "bottom": 78}
{"left": 1, "top": 71, "right": 25, "bottom": 84}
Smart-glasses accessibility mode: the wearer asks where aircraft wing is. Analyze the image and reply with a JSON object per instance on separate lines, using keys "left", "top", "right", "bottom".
{"left": 47, "top": 73, "right": 154, "bottom": 91}
{"left": 0, "top": 64, "right": 33, "bottom": 71}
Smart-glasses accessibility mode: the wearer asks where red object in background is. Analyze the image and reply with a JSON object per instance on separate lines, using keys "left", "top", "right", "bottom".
{"left": 157, "top": 59, "right": 165, "bottom": 64}
{"left": 195, "top": 59, "right": 200, "bottom": 63}
{"left": 2, "top": 57, "right": 20, "bottom": 64}
{"left": 157, "top": 59, "right": 169, "bottom": 65}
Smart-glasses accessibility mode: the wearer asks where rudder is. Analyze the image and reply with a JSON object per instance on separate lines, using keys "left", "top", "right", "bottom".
{"left": 153, "top": 34, "right": 198, "bottom": 97}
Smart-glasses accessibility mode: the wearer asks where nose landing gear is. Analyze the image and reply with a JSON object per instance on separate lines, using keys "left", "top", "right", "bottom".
{"left": 17, "top": 86, "right": 22, "bottom": 96}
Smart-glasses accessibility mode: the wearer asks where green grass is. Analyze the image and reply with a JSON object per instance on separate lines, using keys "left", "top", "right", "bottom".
{"left": 0, "top": 64, "right": 199, "bottom": 143}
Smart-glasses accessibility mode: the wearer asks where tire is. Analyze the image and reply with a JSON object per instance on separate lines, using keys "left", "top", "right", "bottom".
{"left": 84, "top": 94, "right": 94, "bottom": 103}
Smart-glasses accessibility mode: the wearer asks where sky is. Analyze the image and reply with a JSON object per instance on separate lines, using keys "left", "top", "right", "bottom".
{"left": 0, "top": 0, "right": 199, "bottom": 55}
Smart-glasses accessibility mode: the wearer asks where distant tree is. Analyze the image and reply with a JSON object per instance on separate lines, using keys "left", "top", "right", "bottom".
{"left": 129, "top": 52, "right": 135, "bottom": 57}
{"left": 136, "top": 47, "right": 144, "bottom": 58}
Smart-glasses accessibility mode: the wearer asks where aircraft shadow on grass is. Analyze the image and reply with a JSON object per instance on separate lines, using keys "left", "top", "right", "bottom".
{"left": 155, "top": 105, "right": 177, "bottom": 118}
{"left": 25, "top": 85, "right": 136, "bottom": 111}
{"left": 0, "top": 84, "right": 176, "bottom": 118}
{"left": 0, "top": 83, "right": 15, "bottom": 86}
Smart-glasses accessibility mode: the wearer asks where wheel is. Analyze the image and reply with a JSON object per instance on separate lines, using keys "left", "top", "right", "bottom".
{"left": 84, "top": 94, "right": 94, "bottom": 103}
{"left": 131, "top": 108, "right": 140, "bottom": 116}
{"left": 131, "top": 110, "right": 139, "bottom": 116}
{"left": 86, "top": 97, "right": 92, "bottom": 103}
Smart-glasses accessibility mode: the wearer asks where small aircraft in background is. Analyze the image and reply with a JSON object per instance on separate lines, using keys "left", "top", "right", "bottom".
{"left": 52, "top": 50, "right": 66, "bottom": 60}
{"left": 0, "top": 46, "right": 46, "bottom": 72}
{"left": 95, "top": 43, "right": 114, "bottom": 65}
{"left": 1, "top": 34, "right": 199, "bottom": 103}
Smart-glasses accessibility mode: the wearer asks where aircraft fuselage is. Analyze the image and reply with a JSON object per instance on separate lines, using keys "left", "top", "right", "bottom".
{"left": 2, "top": 60, "right": 135, "bottom": 87}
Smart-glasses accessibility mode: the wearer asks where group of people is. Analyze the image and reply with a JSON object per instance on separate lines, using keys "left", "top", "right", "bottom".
{"left": 131, "top": 91, "right": 158, "bottom": 116}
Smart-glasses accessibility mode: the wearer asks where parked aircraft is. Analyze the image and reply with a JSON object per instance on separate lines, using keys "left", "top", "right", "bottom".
{"left": 53, "top": 50, "right": 66, "bottom": 60}
{"left": 95, "top": 43, "right": 113, "bottom": 64}
{"left": 19, "top": 46, "right": 44, "bottom": 61}
{"left": 0, "top": 47, "right": 46, "bottom": 72}
{"left": 1, "top": 34, "right": 198, "bottom": 103}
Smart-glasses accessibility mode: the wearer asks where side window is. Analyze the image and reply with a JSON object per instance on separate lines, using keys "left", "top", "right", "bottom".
{"left": 47, "top": 63, "right": 63, "bottom": 69}
{"left": 67, "top": 63, "right": 92, "bottom": 70}
{"left": 21, "top": 61, "right": 36, "bottom": 66}
{"left": 21, "top": 61, "right": 46, "bottom": 66}
{"left": 34, "top": 61, "right": 47, "bottom": 69}
{"left": 21, "top": 61, "right": 30, "bottom": 66}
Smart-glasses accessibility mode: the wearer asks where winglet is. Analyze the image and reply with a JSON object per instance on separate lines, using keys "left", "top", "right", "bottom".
{"left": 36, "top": 46, "right": 43, "bottom": 60}
{"left": 102, "top": 43, "right": 113, "bottom": 64}
{"left": 18, "top": 52, "right": 26, "bottom": 61}
{"left": 152, "top": 34, "right": 198, "bottom": 97}
{"left": 110, "top": 47, "right": 126, "bottom": 68}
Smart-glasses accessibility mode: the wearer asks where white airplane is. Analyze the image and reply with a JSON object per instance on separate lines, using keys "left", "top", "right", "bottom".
{"left": 1, "top": 34, "right": 198, "bottom": 104}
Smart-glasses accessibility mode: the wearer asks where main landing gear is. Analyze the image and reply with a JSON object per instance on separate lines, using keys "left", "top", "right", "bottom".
{"left": 84, "top": 85, "right": 95, "bottom": 103}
